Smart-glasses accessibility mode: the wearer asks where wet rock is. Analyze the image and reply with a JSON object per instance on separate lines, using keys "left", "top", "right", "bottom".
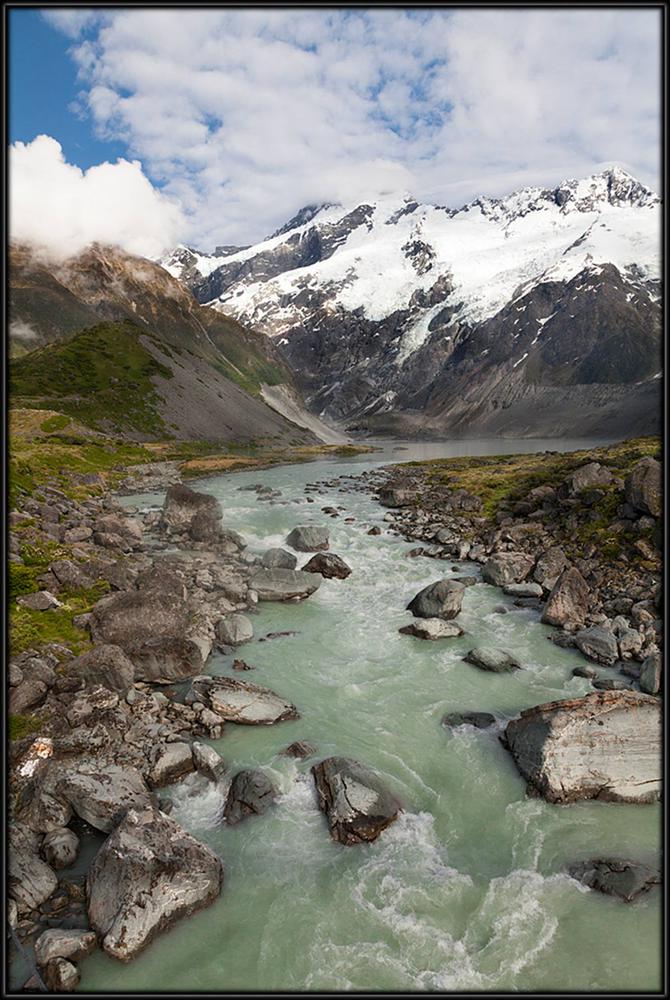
{"left": 311, "top": 756, "right": 400, "bottom": 845}
{"left": 541, "top": 568, "right": 590, "bottom": 627}
{"left": 49, "top": 560, "right": 94, "bottom": 591}
{"left": 87, "top": 805, "right": 223, "bottom": 961}
{"left": 67, "top": 644, "right": 135, "bottom": 695}
{"left": 16, "top": 591, "right": 62, "bottom": 611}
{"left": 639, "top": 652, "right": 661, "bottom": 695}
{"left": 481, "top": 553, "right": 534, "bottom": 587}
{"left": 215, "top": 614, "right": 253, "bottom": 647}
{"left": 41, "top": 828, "right": 79, "bottom": 869}
{"left": 190, "top": 675, "right": 299, "bottom": 725}
{"left": 441, "top": 711, "right": 496, "bottom": 729}
{"left": 399, "top": 619, "right": 464, "bottom": 640}
{"left": 463, "top": 647, "right": 521, "bottom": 673}
{"left": 592, "top": 678, "right": 629, "bottom": 691}
{"left": 503, "top": 582, "right": 543, "bottom": 598}
{"left": 192, "top": 743, "right": 226, "bottom": 782}
{"left": 569, "top": 859, "right": 661, "bottom": 902}
{"left": 572, "top": 666, "right": 597, "bottom": 679}
{"left": 302, "top": 553, "right": 352, "bottom": 579}
{"left": 407, "top": 579, "right": 465, "bottom": 621}
{"left": 35, "top": 928, "right": 96, "bottom": 966}
{"left": 43, "top": 958, "right": 80, "bottom": 992}
{"left": 249, "top": 568, "right": 321, "bottom": 602}
{"left": 504, "top": 690, "right": 661, "bottom": 803}
{"left": 148, "top": 743, "right": 194, "bottom": 788}
{"left": 223, "top": 769, "right": 276, "bottom": 825}
{"left": 367, "top": 526, "right": 381, "bottom": 536}
{"left": 285, "top": 525, "right": 330, "bottom": 552}
{"left": 624, "top": 457, "right": 661, "bottom": 517}
{"left": 574, "top": 626, "right": 619, "bottom": 666}
{"left": 261, "top": 548, "right": 297, "bottom": 570}
{"left": 9, "top": 827, "right": 59, "bottom": 913}
{"left": 281, "top": 740, "right": 317, "bottom": 759}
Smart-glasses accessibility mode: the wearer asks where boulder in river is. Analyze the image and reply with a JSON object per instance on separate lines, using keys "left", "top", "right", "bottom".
{"left": 503, "top": 582, "right": 543, "bottom": 598}
{"left": 215, "top": 614, "right": 254, "bottom": 647}
{"left": 43, "top": 958, "right": 80, "bottom": 992}
{"left": 464, "top": 647, "right": 521, "bottom": 673}
{"left": 311, "top": 756, "right": 401, "bottom": 845}
{"left": 503, "top": 690, "right": 661, "bottom": 803}
{"left": 441, "top": 711, "right": 496, "bottom": 730}
{"left": 281, "top": 740, "right": 317, "bottom": 759}
{"left": 568, "top": 859, "right": 661, "bottom": 902}
{"left": 574, "top": 626, "right": 619, "bottom": 665}
{"left": 192, "top": 743, "right": 226, "bottom": 782}
{"left": 41, "top": 827, "right": 79, "bottom": 870}
{"left": 261, "top": 548, "right": 297, "bottom": 570}
{"left": 249, "top": 568, "right": 321, "bottom": 602}
{"left": 541, "top": 567, "right": 590, "bottom": 627}
{"left": 161, "top": 483, "right": 222, "bottom": 534}
{"left": 222, "top": 769, "right": 276, "bottom": 825}
{"left": 399, "top": 619, "right": 464, "bottom": 640}
{"left": 148, "top": 743, "right": 194, "bottom": 788}
{"left": 406, "top": 579, "right": 465, "bottom": 621}
{"left": 285, "top": 525, "right": 330, "bottom": 552}
{"left": 302, "top": 553, "right": 352, "bottom": 579}
{"left": 35, "top": 928, "right": 97, "bottom": 966}
{"left": 87, "top": 805, "right": 223, "bottom": 961}
{"left": 190, "top": 675, "right": 299, "bottom": 725}
{"left": 481, "top": 553, "right": 534, "bottom": 587}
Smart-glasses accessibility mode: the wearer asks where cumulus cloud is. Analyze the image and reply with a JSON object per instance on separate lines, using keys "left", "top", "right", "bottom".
{"left": 26, "top": 8, "right": 663, "bottom": 250}
{"left": 9, "top": 135, "right": 184, "bottom": 258}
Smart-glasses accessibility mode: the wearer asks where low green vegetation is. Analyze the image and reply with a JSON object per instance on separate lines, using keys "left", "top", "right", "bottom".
{"left": 9, "top": 713, "right": 47, "bottom": 741}
{"left": 9, "top": 581, "right": 109, "bottom": 657}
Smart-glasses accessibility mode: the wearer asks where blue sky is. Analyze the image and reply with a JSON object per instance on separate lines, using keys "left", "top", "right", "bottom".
{"left": 9, "top": 7, "right": 662, "bottom": 255}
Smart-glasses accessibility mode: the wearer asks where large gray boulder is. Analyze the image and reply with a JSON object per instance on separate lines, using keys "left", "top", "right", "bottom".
{"left": 504, "top": 690, "right": 661, "bottom": 804}
{"left": 574, "top": 626, "right": 619, "bottom": 665}
{"left": 568, "top": 859, "right": 661, "bottom": 902}
{"left": 148, "top": 743, "right": 194, "bottom": 788}
{"left": 35, "top": 928, "right": 97, "bottom": 966}
{"left": 285, "top": 525, "right": 330, "bottom": 552}
{"left": 261, "top": 548, "right": 297, "bottom": 570}
{"left": 442, "top": 711, "right": 496, "bottom": 730}
{"left": 625, "top": 457, "right": 661, "bottom": 517}
{"left": 222, "top": 770, "right": 276, "bottom": 825}
{"left": 249, "top": 568, "right": 321, "bottom": 602}
{"left": 302, "top": 553, "right": 352, "bottom": 579}
{"left": 161, "top": 483, "right": 222, "bottom": 533}
{"left": 481, "top": 553, "right": 534, "bottom": 587}
{"left": 215, "top": 614, "right": 253, "bottom": 647}
{"left": 541, "top": 567, "right": 590, "bottom": 627}
{"left": 87, "top": 805, "right": 223, "bottom": 961}
{"left": 311, "top": 757, "right": 401, "bottom": 845}
{"left": 190, "top": 676, "right": 299, "bottom": 725}
{"left": 192, "top": 743, "right": 226, "bottom": 782}
{"left": 399, "top": 619, "right": 464, "bottom": 640}
{"left": 406, "top": 579, "right": 465, "bottom": 620}
{"left": 533, "top": 546, "right": 569, "bottom": 591}
{"left": 639, "top": 652, "right": 661, "bottom": 695}
{"left": 68, "top": 644, "right": 135, "bottom": 695}
{"left": 464, "top": 647, "right": 521, "bottom": 673}
{"left": 562, "top": 463, "right": 614, "bottom": 495}
{"left": 378, "top": 486, "right": 414, "bottom": 508}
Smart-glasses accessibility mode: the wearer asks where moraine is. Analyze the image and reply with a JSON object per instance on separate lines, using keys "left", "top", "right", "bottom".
{"left": 74, "top": 439, "right": 660, "bottom": 993}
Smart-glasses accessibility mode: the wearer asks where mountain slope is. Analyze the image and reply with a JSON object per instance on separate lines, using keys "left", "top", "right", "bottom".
{"left": 8, "top": 243, "right": 332, "bottom": 445}
{"left": 161, "top": 167, "right": 661, "bottom": 437}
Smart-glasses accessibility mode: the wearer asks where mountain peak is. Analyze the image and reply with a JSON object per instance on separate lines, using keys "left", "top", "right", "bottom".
{"left": 269, "top": 203, "right": 337, "bottom": 240}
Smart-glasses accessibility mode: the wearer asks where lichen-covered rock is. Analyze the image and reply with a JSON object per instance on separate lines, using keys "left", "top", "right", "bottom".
{"left": 222, "top": 769, "right": 276, "bottom": 825}
{"left": 625, "top": 457, "right": 661, "bottom": 517}
{"left": 311, "top": 756, "right": 401, "bottom": 845}
{"left": 285, "top": 525, "right": 330, "bottom": 552}
{"left": 481, "top": 553, "right": 534, "bottom": 587}
{"left": 249, "top": 568, "right": 321, "bottom": 602}
{"left": 302, "top": 553, "right": 352, "bottom": 579}
{"left": 190, "top": 675, "right": 299, "bottom": 725}
{"left": 87, "top": 805, "right": 223, "bottom": 961}
{"left": 406, "top": 579, "right": 465, "bottom": 621}
{"left": 541, "top": 567, "right": 590, "bottom": 627}
{"left": 504, "top": 691, "right": 661, "bottom": 804}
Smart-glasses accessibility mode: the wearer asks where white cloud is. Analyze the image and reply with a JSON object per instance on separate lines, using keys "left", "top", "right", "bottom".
{"left": 9, "top": 135, "right": 184, "bottom": 259}
{"left": 31, "top": 8, "right": 663, "bottom": 250}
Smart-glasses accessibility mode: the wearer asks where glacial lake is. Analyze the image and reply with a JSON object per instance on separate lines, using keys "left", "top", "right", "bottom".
{"left": 73, "top": 438, "right": 660, "bottom": 992}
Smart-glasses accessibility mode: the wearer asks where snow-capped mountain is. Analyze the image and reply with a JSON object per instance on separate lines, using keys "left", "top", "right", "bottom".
{"left": 160, "top": 167, "right": 661, "bottom": 437}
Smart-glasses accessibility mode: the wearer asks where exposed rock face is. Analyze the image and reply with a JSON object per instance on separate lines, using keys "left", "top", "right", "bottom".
{"left": 406, "top": 579, "right": 465, "bottom": 620}
{"left": 87, "top": 805, "right": 223, "bottom": 962}
{"left": 261, "top": 547, "right": 297, "bottom": 569}
{"left": 222, "top": 769, "right": 276, "bottom": 825}
{"left": 568, "top": 859, "right": 661, "bottom": 902}
{"left": 311, "top": 756, "right": 401, "bottom": 845}
{"left": 68, "top": 644, "right": 135, "bottom": 695}
{"left": 34, "top": 929, "right": 97, "bottom": 966}
{"left": 190, "top": 675, "right": 299, "bottom": 725}
{"left": 301, "top": 552, "right": 352, "bottom": 579}
{"left": 541, "top": 567, "right": 590, "bottom": 626}
{"left": 399, "top": 619, "right": 464, "bottom": 640}
{"left": 574, "top": 626, "right": 619, "bottom": 665}
{"left": 481, "top": 553, "right": 535, "bottom": 587}
{"left": 464, "top": 647, "right": 521, "bottom": 673}
{"left": 215, "top": 614, "right": 254, "bottom": 646}
{"left": 441, "top": 711, "right": 496, "bottom": 729}
{"left": 285, "top": 525, "right": 330, "bottom": 552}
{"left": 249, "top": 567, "right": 322, "bottom": 601}
{"left": 625, "top": 457, "right": 661, "bottom": 517}
{"left": 504, "top": 690, "right": 661, "bottom": 803}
